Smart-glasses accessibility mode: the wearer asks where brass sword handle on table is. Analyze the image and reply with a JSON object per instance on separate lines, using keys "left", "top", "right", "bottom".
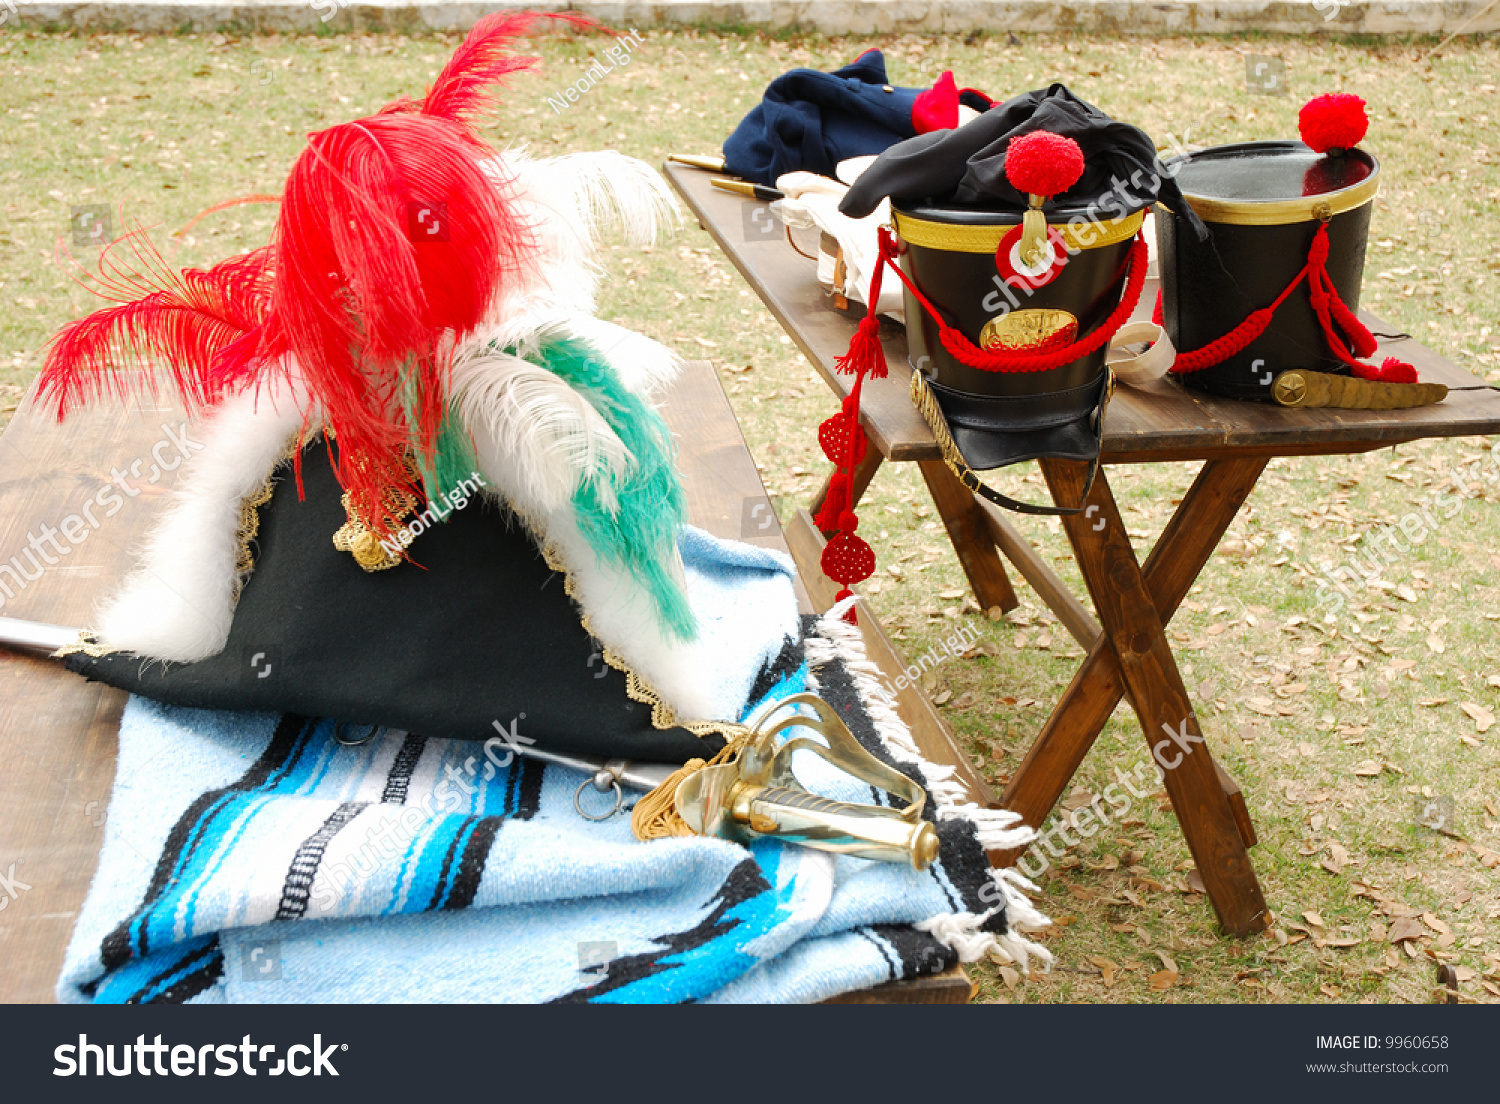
{"left": 674, "top": 692, "right": 940, "bottom": 869}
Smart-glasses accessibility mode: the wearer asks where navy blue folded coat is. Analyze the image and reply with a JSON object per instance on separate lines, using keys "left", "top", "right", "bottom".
{"left": 723, "top": 50, "right": 987, "bottom": 186}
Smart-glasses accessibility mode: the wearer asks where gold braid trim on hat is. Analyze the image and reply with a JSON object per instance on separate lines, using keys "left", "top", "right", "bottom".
{"left": 894, "top": 208, "right": 1144, "bottom": 255}
{"left": 234, "top": 477, "right": 277, "bottom": 589}
{"left": 52, "top": 631, "right": 111, "bottom": 660}
{"left": 331, "top": 448, "right": 425, "bottom": 573}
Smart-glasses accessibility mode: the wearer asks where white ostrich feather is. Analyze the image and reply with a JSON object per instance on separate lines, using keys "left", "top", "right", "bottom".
{"left": 94, "top": 373, "right": 313, "bottom": 661}
{"left": 449, "top": 342, "right": 633, "bottom": 517}
{"left": 485, "top": 148, "right": 681, "bottom": 319}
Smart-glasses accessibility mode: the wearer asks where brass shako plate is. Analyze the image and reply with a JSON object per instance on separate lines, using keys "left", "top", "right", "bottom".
{"left": 980, "top": 309, "right": 1079, "bottom": 351}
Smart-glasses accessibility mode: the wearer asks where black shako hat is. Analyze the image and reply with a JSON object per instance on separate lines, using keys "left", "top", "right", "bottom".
{"left": 829, "top": 85, "right": 1196, "bottom": 517}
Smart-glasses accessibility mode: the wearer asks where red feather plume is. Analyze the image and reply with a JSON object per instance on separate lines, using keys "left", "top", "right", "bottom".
{"left": 268, "top": 111, "right": 533, "bottom": 538}
{"left": 380, "top": 9, "right": 601, "bottom": 130}
{"left": 38, "top": 231, "right": 274, "bottom": 418}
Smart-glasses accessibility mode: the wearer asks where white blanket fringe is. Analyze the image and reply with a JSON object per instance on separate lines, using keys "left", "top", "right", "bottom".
{"left": 806, "top": 597, "right": 1053, "bottom": 971}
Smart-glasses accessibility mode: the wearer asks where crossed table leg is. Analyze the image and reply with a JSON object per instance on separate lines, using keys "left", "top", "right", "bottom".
{"left": 993, "top": 456, "right": 1272, "bottom": 938}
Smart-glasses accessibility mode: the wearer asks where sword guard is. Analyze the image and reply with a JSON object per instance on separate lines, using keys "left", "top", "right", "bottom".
{"left": 673, "top": 693, "right": 940, "bottom": 869}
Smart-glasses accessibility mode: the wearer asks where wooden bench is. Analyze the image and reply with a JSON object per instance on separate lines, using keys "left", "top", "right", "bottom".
{"left": 667, "top": 160, "right": 1500, "bottom": 937}
{"left": 0, "top": 358, "right": 978, "bottom": 1003}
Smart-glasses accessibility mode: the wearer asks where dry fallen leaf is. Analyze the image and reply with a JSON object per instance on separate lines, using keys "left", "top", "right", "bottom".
{"left": 1149, "top": 969, "right": 1178, "bottom": 991}
{"left": 1388, "top": 915, "right": 1425, "bottom": 943}
{"left": 1319, "top": 983, "right": 1342, "bottom": 998}
{"left": 1186, "top": 869, "right": 1206, "bottom": 894}
{"left": 999, "top": 966, "right": 1021, "bottom": 990}
{"left": 1304, "top": 910, "right": 1326, "bottom": 929}
{"left": 1088, "top": 955, "right": 1119, "bottom": 988}
{"left": 1460, "top": 702, "right": 1495, "bottom": 733}
{"left": 1352, "top": 760, "right": 1385, "bottom": 777}
{"left": 1427, "top": 634, "right": 1446, "bottom": 653}
{"left": 1321, "top": 842, "right": 1352, "bottom": 875}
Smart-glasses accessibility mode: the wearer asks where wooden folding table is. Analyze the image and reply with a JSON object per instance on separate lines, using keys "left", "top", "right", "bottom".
{"left": 669, "top": 160, "right": 1500, "bottom": 937}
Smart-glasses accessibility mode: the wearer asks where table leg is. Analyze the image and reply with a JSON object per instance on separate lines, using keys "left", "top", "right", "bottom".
{"left": 1000, "top": 458, "right": 1269, "bottom": 937}
{"left": 975, "top": 496, "right": 1100, "bottom": 649}
{"left": 996, "top": 457, "right": 1267, "bottom": 850}
{"left": 918, "top": 460, "right": 1020, "bottom": 616}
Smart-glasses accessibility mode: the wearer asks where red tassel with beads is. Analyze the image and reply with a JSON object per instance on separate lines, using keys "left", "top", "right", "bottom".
{"left": 815, "top": 232, "right": 899, "bottom": 621}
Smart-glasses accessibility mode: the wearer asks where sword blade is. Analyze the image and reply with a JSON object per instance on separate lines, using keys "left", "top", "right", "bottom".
{"left": 0, "top": 615, "right": 80, "bottom": 653}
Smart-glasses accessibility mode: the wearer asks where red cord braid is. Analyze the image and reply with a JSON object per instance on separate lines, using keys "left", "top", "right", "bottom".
{"left": 878, "top": 228, "right": 1149, "bottom": 373}
{"left": 1170, "top": 223, "right": 1384, "bottom": 376}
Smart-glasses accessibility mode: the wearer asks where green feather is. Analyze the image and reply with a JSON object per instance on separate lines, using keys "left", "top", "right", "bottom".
{"left": 396, "top": 365, "right": 481, "bottom": 509}
{"left": 518, "top": 336, "right": 697, "bottom": 641}
{"left": 418, "top": 404, "right": 482, "bottom": 507}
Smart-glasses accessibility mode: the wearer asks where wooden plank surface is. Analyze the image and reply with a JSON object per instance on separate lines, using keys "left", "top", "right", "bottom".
{"left": 0, "top": 360, "right": 968, "bottom": 1003}
{"left": 0, "top": 395, "right": 183, "bottom": 1005}
{"left": 667, "top": 161, "right": 1500, "bottom": 463}
{"left": 824, "top": 963, "right": 972, "bottom": 1004}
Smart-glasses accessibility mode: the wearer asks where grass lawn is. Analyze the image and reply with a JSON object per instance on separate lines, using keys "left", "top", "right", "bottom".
{"left": 1, "top": 26, "right": 1496, "bottom": 1004}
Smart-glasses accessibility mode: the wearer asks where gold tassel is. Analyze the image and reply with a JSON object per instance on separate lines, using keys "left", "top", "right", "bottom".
{"left": 630, "top": 738, "right": 747, "bottom": 841}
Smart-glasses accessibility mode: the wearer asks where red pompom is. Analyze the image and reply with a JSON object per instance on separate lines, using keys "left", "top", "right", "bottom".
{"left": 1004, "top": 131, "right": 1085, "bottom": 198}
{"left": 1353, "top": 357, "right": 1417, "bottom": 384}
{"left": 1299, "top": 93, "right": 1369, "bottom": 154}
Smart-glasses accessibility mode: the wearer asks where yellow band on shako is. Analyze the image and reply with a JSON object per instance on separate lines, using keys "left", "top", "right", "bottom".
{"left": 893, "top": 208, "right": 1144, "bottom": 255}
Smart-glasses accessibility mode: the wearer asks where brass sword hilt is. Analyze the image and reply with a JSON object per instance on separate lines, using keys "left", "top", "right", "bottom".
{"left": 673, "top": 692, "right": 940, "bottom": 869}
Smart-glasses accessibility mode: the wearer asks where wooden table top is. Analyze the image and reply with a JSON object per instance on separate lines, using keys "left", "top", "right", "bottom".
{"left": 667, "top": 161, "right": 1500, "bottom": 464}
{"left": 0, "top": 359, "right": 813, "bottom": 1002}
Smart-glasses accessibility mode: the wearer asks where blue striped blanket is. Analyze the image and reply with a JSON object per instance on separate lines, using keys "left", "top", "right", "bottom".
{"left": 58, "top": 533, "right": 1049, "bottom": 1003}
